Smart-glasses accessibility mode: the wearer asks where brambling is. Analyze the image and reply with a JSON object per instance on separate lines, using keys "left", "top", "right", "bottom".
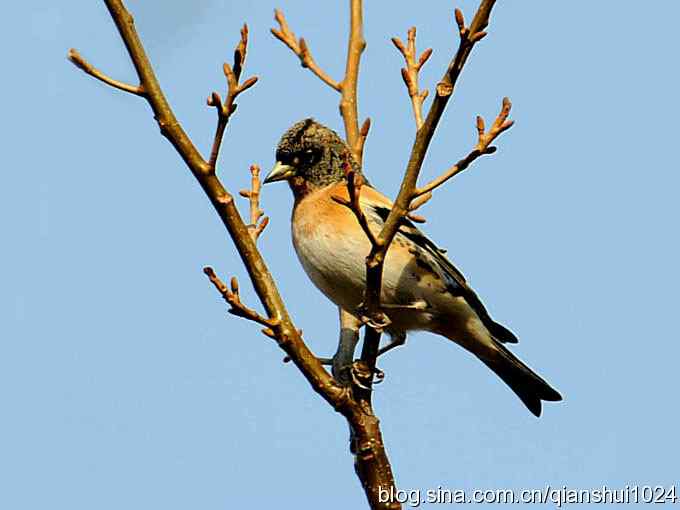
{"left": 265, "top": 119, "right": 562, "bottom": 416}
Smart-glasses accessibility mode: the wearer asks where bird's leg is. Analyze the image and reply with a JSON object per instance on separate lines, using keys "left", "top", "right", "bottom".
{"left": 332, "top": 309, "right": 363, "bottom": 451}
{"left": 332, "top": 308, "right": 362, "bottom": 386}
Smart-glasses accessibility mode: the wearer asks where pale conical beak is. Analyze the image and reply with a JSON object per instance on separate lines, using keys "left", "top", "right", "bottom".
{"left": 264, "top": 161, "right": 296, "bottom": 184}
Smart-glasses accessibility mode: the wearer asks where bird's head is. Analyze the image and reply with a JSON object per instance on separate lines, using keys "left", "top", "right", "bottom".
{"left": 265, "top": 119, "right": 367, "bottom": 195}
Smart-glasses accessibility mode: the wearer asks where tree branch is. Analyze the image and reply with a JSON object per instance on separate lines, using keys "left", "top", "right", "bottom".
{"left": 391, "top": 28, "right": 432, "bottom": 130}
{"left": 271, "top": 1, "right": 509, "bottom": 505}
{"left": 272, "top": 1, "right": 369, "bottom": 164}
{"left": 71, "top": 0, "right": 334, "bottom": 403}
{"left": 207, "top": 25, "right": 259, "bottom": 173}
{"left": 346, "top": 2, "right": 507, "bottom": 420}
{"left": 271, "top": 9, "right": 341, "bottom": 91}
{"left": 332, "top": 159, "right": 380, "bottom": 249}
{"left": 203, "top": 268, "right": 280, "bottom": 333}
{"left": 239, "top": 164, "right": 269, "bottom": 242}
{"left": 362, "top": 1, "right": 500, "bottom": 320}
{"left": 412, "top": 97, "right": 514, "bottom": 201}
{"left": 355, "top": 117, "right": 372, "bottom": 170}
{"left": 273, "top": 5, "right": 397, "bottom": 494}
{"left": 340, "top": 0, "right": 367, "bottom": 158}
{"left": 68, "top": 48, "right": 144, "bottom": 96}
{"left": 72, "top": 1, "right": 399, "bottom": 508}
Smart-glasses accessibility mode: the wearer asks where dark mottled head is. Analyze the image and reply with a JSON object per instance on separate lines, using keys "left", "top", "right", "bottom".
{"left": 264, "top": 119, "right": 368, "bottom": 194}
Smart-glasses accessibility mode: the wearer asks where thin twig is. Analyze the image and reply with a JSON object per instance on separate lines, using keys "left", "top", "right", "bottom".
{"left": 391, "top": 27, "right": 432, "bottom": 130}
{"left": 332, "top": 156, "right": 380, "bottom": 248}
{"left": 203, "top": 268, "right": 280, "bottom": 332}
{"left": 271, "top": 2, "right": 367, "bottom": 164}
{"left": 339, "top": 0, "right": 367, "bottom": 160}
{"left": 207, "top": 25, "right": 259, "bottom": 173}
{"left": 408, "top": 191, "right": 432, "bottom": 212}
{"left": 355, "top": 117, "right": 371, "bottom": 166}
{"left": 239, "top": 164, "right": 269, "bottom": 242}
{"left": 412, "top": 97, "right": 514, "bottom": 200}
{"left": 475, "top": 96, "right": 514, "bottom": 152}
{"left": 68, "top": 48, "right": 144, "bottom": 96}
{"left": 270, "top": 10, "right": 341, "bottom": 91}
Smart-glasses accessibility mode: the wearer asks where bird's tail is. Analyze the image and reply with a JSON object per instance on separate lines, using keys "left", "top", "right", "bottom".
{"left": 479, "top": 341, "right": 562, "bottom": 416}
{"left": 440, "top": 325, "right": 562, "bottom": 416}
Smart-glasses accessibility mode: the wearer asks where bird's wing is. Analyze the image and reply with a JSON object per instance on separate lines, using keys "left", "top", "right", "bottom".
{"left": 359, "top": 189, "right": 518, "bottom": 344}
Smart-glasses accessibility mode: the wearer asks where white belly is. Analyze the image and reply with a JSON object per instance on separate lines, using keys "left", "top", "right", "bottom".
{"left": 291, "top": 207, "right": 435, "bottom": 332}
{"left": 292, "top": 214, "right": 369, "bottom": 313}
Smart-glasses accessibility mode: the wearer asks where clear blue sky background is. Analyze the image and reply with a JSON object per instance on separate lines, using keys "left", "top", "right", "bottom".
{"left": 3, "top": 1, "right": 679, "bottom": 509}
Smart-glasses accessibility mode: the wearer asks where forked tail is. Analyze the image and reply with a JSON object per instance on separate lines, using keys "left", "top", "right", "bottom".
{"left": 480, "top": 341, "right": 562, "bottom": 416}
{"left": 441, "top": 325, "right": 562, "bottom": 416}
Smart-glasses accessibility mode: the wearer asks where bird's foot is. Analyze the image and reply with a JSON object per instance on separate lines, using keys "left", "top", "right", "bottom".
{"left": 350, "top": 360, "right": 385, "bottom": 390}
{"left": 356, "top": 303, "right": 392, "bottom": 332}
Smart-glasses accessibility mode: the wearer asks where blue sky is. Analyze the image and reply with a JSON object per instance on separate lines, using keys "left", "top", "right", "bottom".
{"left": 3, "top": 1, "right": 679, "bottom": 508}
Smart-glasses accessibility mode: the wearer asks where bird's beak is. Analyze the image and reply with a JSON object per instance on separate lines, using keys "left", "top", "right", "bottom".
{"left": 264, "top": 161, "right": 296, "bottom": 184}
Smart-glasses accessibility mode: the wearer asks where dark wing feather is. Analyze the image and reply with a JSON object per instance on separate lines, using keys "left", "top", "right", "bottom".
{"left": 370, "top": 205, "right": 518, "bottom": 344}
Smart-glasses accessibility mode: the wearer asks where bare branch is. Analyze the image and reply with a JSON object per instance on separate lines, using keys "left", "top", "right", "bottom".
{"left": 271, "top": 9, "right": 341, "bottom": 91}
{"left": 408, "top": 191, "right": 432, "bottom": 211}
{"left": 475, "top": 96, "right": 514, "bottom": 152}
{"left": 68, "top": 48, "right": 144, "bottom": 96}
{"left": 354, "top": 117, "right": 371, "bottom": 166}
{"left": 360, "top": 0, "right": 500, "bottom": 329}
{"left": 391, "top": 27, "right": 432, "bottom": 130}
{"left": 339, "top": 0, "right": 367, "bottom": 161}
{"left": 72, "top": 3, "right": 400, "bottom": 508}
{"left": 332, "top": 156, "right": 380, "bottom": 248}
{"left": 207, "top": 25, "right": 259, "bottom": 173}
{"left": 345, "top": 4, "right": 503, "bottom": 435}
{"left": 204, "top": 268, "right": 280, "bottom": 331}
{"left": 232, "top": 24, "right": 248, "bottom": 82}
{"left": 71, "top": 0, "right": 336, "bottom": 391}
{"left": 405, "top": 213, "right": 427, "bottom": 223}
{"left": 272, "top": 2, "right": 367, "bottom": 164}
{"left": 412, "top": 97, "right": 513, "bottom": 200}
{"left": 238, "top": 164, "right": 269, "bottom": 242}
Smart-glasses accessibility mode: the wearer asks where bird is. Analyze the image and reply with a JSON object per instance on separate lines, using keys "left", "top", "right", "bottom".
{"left": 264, "top": 118, "right": 562, "bottom": 416}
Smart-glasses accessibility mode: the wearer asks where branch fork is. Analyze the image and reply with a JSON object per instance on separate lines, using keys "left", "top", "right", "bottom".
{"left": 475, "top": 96, "right": 514, "bottom": 153}
{"left": 391, "top": 27, "right": 432, "bottom": 130}
{"left": 410, "top": 96, "right": 514, "bottom": 207}
{"left": 239, "top": 164, "right": 269, "bottom": 241}
{"left": 272, "top": 4, "right": 370, "bottom": 165}
{"left": 68, "top": 48, "right": 144, "bottom": 96}
{"left": 271, "top": 9, "right": 341, "bottom": 91}
{"left": 331, "top": 154, "right": 380, "bottom": 249}
{"left": 203, "top": 267, "right": 281, "bottom": 338}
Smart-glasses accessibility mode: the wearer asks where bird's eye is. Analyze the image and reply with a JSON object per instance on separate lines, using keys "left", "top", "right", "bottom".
{"left": 299, "top": 148, "right": 318, "bottom": 165}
